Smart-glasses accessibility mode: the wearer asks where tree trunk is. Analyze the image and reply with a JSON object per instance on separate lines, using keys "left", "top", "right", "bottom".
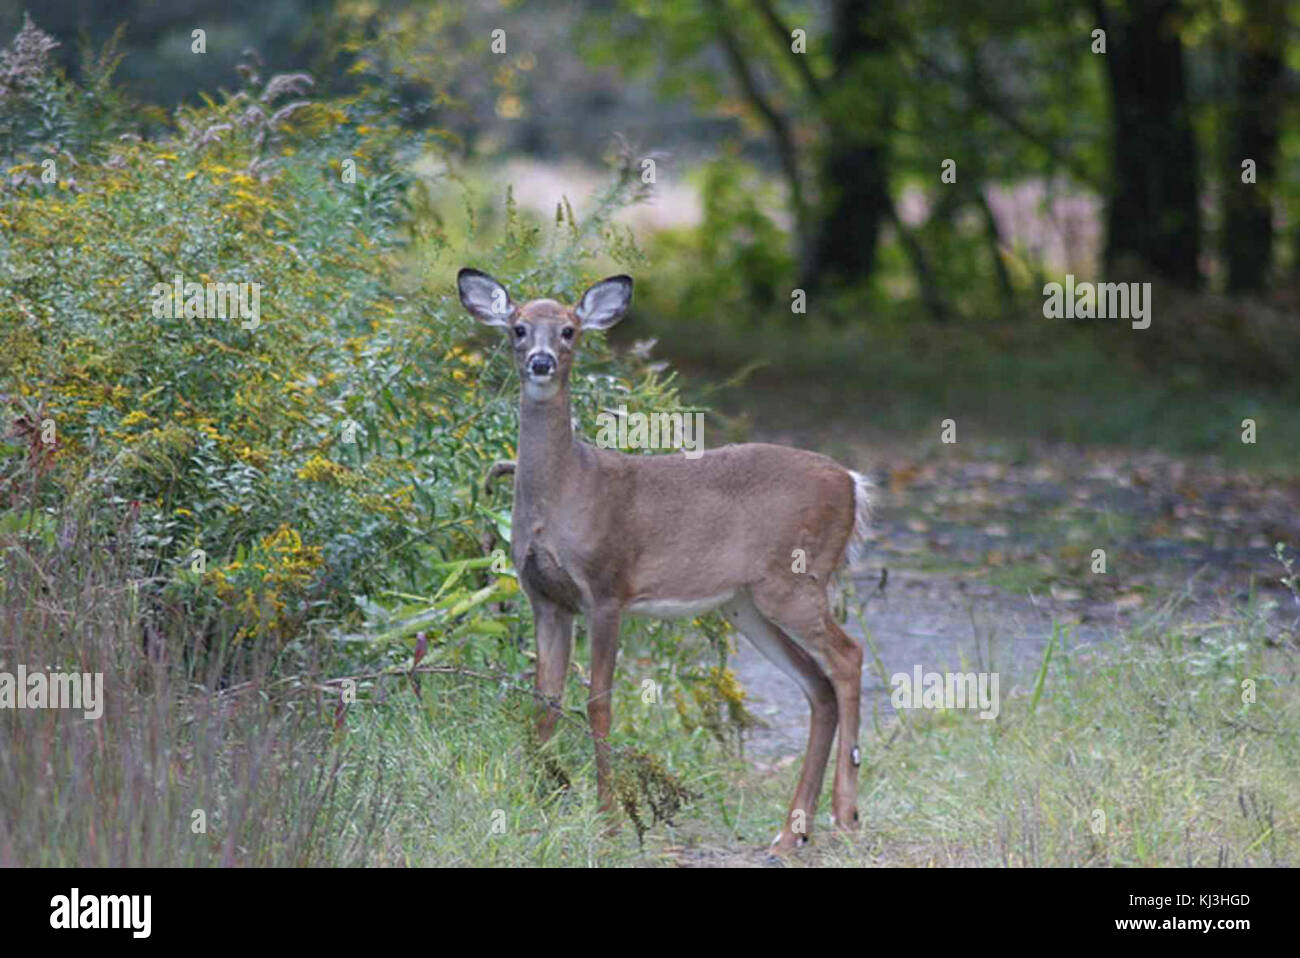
{"left": 1094, "top": 0, "right": 1201, "bottom": 288}
{"left": 1223, "top": 0, "right": 1286, "bottom": 294}
{"left": 802, "top": 0, "right": 893, "bottom": 293}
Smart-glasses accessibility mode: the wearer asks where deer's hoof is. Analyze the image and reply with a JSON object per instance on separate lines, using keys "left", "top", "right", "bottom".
{"left": 768, "top": 829, "right": 809, "bottom": 856}
{"left": 831, "top": 808, "right": 861, "bottom": 832}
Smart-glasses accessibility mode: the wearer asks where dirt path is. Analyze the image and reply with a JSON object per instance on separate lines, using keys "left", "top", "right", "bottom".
{"left": 728, "top": 434, "right": 1300, "bottom": 763}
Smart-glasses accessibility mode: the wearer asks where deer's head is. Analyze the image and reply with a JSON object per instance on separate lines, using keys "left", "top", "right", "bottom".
{"left": 457, "top": 269, "right": 633, "bottom": 401}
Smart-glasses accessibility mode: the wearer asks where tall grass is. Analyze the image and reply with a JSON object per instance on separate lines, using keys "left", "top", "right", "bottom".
{"left": 0, "top": 507, "right": 714, "bottom": 866}
{"left": 0, "top": 511, "right": 399, "bottom": 866}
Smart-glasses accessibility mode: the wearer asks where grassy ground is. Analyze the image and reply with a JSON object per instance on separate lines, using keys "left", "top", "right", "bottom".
{"left": 4, "top": 508, "right": 1296, "bottom": 867}
{"left": 306, "top": 581, "right": 1298, "bottom": 867}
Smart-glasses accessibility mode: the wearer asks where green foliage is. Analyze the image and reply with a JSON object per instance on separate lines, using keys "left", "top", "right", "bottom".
{"left": 0, "top": 24, "right": 681, "bottom": 669}
{"left": 646, "top": 155, "right": 794, "bottom": 319}
{"left": 0, "top": 15, "right": 141, "bottom": 164}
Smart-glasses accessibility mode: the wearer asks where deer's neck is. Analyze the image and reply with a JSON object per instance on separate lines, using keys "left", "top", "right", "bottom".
{"left": 515, "top": 388, "right": 576, "bottom": 514}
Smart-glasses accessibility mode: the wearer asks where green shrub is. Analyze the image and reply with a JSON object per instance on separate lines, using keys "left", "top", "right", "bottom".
{"left": 0, "top": 21, "right": 698, "bottom": 672}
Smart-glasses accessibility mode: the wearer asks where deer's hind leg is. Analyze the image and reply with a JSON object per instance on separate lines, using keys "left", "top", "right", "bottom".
{"left": 749, "top": 580, "right": 863, "bottom": 834}
{"left": 722, "top": 591, "right": 837, "bottom": 853}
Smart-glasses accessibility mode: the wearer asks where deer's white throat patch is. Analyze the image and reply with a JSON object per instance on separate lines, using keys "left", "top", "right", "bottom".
{"left": 523, "top": 376, "right": 561, "bottom": 401}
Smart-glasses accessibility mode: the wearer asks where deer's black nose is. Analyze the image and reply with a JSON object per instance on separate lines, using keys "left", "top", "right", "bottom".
{"left": 528, "top": 354, "right": 555, "bottom": 376}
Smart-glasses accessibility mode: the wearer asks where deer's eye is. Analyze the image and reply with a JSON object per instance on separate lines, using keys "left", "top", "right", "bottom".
{"left": 561, "top": 326, "right": 575, "bottom": 341}
{"left": 513, "top": 324, "right": 527, "bottom": 339}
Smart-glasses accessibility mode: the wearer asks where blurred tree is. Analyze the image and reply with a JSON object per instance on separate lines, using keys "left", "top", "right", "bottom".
{"left": 1093, "top": 0, "right": 1202, "bottom": 288}
{"left": 1222, "top": 0, "right": 1287, "bottom": 293}
{"left": 799, "top": 0, "right": 896, "bottom": 296}
{"left": 582, "top": 0, "right": 954, "bottom": 313}
{"left": 580, "top": 0, "right": 1137, "bottom": 319}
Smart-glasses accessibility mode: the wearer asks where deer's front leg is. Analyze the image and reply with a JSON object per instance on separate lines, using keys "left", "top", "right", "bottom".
{"left": 585, "top": 603, "right": 623, "bottom": 816}
{"left": 532, "top": 599, "right": 574, "bottom": 744}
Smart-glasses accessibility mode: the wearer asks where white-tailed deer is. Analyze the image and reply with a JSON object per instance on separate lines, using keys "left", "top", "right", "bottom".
{"left": 458, "top": 268, "right": 870, "bottom": 852}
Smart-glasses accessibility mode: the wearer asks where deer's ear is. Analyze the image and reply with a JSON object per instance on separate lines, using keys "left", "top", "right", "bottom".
{"left": 575, "top": 275, "right": 633, "bottom": 330}
{"left": 458, "top": 268, "right": 514, "bottom": 326}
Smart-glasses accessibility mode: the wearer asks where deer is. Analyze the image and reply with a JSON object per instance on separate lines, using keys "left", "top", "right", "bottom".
{"left": 457, "top": 267, "right": 871, "bottom": 853}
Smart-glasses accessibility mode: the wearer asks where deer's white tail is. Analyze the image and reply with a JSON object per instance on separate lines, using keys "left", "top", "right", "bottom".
{"left": 845, "top": 470, "right": 873, "bottom": 568}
